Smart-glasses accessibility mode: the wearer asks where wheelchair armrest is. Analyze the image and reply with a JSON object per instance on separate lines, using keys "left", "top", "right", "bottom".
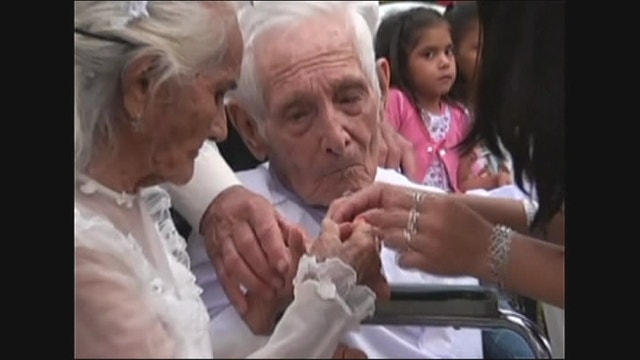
{"left": 362, "top": 284, "right": 553, "bottom": 359}
{"left": 363, "top": 284, "right": 501, "bottom": 325}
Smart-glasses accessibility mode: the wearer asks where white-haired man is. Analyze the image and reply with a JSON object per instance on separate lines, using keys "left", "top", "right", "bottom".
{"left": 188, "top": 1, "right": 482, "bottom": 358}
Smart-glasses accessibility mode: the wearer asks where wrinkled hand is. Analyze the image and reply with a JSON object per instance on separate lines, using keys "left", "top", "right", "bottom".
{"left": 332, "top": 343, "right": 367, "bottom": 359}
{"left": 242, "top": 222, "right": 310, "bottom": 335}
{"left": 377, "top": 119, "right": 418, "bottom": 182}
{"left": 310, "top": 218, "right": 390, "bottom": 300}
{"left": 327, "top": 183, "right": 493, "bottom": 278}
{"left": 201, "top": 185, "right": 292, "bottom": 315}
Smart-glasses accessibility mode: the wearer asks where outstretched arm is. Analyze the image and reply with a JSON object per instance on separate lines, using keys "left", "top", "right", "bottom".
{"left": 490, "top": 233, "right": 565, "bottom": 308}
{"left": 447, "top": 193, "right": 565, "bottom": 246}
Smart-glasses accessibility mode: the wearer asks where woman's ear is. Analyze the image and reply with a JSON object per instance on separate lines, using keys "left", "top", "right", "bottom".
{"left": 376, "top": 57, "right": 391, "bottom": 110}
{"left": 122, "top": 55, "right": 155, "bottom": 121}
{"left": 226, "top": 102, "right": 269, "bottom": 161}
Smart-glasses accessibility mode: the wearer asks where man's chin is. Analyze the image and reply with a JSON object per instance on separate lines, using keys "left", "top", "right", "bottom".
{"left": 306, "top": 174, "right": 374, "bottom": 207}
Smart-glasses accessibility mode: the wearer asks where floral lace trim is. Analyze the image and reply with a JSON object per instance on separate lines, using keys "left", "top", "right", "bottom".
{"left": 294, "top": 255, "right": 376, "bottom": 329}
{"left": 141, "top": 187, "right": 191, "bottom": 269}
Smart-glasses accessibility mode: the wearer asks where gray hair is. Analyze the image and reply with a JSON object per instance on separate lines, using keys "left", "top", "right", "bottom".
{"left": 74, "top": 1, "right": 238, "bottom": 171}
{"left": 228, "top": 1, "right": 380, "bottom": 128}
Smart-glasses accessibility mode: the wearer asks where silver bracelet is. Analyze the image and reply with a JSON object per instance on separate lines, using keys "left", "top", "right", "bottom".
{"left": 489, "top": 225, "right": 514, "bottom": 289}
{"left": 522, "top": 198, "right": 539, "bottom": 228}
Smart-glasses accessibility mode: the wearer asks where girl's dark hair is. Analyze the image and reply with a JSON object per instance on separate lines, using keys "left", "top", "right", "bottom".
{"left": 460, "top": 1, "right": 565, "bottom": 230}
{"left": 444, "top": 1, "right": 479, "bottom": 105}
{"left": 374, "top": 7, "right": 448, "bottom": 109}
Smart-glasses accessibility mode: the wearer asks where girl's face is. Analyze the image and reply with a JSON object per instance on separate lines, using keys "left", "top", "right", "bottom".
{"left": 455, "top": 19, "right": 480, "bottom": 85}
{"left": 407, "top": 22, "right": 456, "bottom": 102}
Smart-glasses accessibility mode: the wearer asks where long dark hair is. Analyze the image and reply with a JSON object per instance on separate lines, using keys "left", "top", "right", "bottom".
{"left": 374, "top": 7, "right": 449, "bottom": 110}
{"left": 444, "top": 1, "right": 479, "bottom": 106}
{"left": 460, "top": 1, "right": 565, "bottom": 229}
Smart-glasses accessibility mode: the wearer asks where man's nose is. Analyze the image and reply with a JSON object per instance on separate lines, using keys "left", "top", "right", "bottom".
{"left": 319, "top": 109, "right": 351, "bottom": 156}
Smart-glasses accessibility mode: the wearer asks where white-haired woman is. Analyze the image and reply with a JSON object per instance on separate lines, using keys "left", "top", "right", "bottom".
{"left": 74, "top": 2, "right": 386, "bottom": 358}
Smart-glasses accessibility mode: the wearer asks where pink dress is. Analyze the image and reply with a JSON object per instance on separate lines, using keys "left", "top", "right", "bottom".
{"left": 386, "top": 88, "right": 471, "bottom": 192}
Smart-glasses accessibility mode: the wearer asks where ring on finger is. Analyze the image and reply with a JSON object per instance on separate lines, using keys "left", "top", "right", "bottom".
{"left": 407, "top": 208, "right": 419, "bottom": 235}
{"left": 412, "top": 191, "right": 426, "bottom": 210}
{"left": 403, "top": 228, "right": 412, "bottom": 247}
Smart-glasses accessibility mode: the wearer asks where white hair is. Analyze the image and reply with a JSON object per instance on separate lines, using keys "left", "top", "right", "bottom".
{"left": 74, "top": 1, "right": 238, "bottom": 171}
{"left": 228, "top": 1, "right": 380, "bottom": 127}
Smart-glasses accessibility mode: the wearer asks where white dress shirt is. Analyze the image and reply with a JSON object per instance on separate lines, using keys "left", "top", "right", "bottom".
{"left": 165, "top": 141, "right": 241, "bottom": 231}
{"left": 188, "top": 163, "right": 484, "bottom": 358}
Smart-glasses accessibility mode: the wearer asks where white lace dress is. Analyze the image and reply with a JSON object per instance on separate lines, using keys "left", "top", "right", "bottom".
{"left": 74, "top": 175, "right": 375, "bottom": 358}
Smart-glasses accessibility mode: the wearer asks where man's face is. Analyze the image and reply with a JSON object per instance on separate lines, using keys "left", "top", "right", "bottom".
{"left": 255, "top": 15, "right": 380, "bottom": 207}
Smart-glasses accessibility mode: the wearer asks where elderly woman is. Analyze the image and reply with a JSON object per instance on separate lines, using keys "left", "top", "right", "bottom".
{"left": 74, "top": 1, "right": 387, "bottom": 358}
{"left": 329, "top": 0, "right": 565, "bottom": 309}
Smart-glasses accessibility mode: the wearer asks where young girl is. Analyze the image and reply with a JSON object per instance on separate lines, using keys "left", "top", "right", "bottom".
{"left": 375, "top": 7, "right": 470, "bottom": 192}
{"left": 445, "top": 1, "right": 512, "bottom": 192}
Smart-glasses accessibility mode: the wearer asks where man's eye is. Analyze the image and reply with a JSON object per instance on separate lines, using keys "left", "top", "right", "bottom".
{"left": 339, "top": 94, "right": 361, "bottom": 104}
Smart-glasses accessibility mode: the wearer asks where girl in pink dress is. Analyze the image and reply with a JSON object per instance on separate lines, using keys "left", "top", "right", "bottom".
{"left": 375, "top": 7, "right": 470, "bottom": 192}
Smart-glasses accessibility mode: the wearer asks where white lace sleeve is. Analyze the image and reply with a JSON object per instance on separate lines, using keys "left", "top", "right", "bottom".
{"left": 247, "top": 255, "right": 375, "bottom": 359}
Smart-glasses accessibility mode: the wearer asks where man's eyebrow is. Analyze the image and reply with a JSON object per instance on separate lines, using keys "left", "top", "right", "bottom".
{"left": 333, "top": 77, "right": 368, "bottom": 92}
{"left": 277, "top": 92, "right": 311, "bottom": 112}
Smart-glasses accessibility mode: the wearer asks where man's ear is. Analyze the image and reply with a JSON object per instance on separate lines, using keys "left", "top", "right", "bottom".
{"left": 122, "top": 55, "right": 156, "bottom": 121}
{"left": 376, "top": 58, "right": 391, "bottom": 107}
{"left": 376, "top": 57, "right": 391, "bottom": 111}
{"left": 226, "top": 101, "right": 269, "bottom": 161}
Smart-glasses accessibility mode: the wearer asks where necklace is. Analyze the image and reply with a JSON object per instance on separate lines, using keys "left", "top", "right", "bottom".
{"left": 76, "top": 173, "right": 138, "bottom": 208}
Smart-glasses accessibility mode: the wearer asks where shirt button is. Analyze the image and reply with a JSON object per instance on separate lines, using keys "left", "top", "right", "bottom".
{"left": 427, "top": 146, "right": 434, "bottom": 153}
{"left": 439, "top": 149, "right": 446, "bottom": 156}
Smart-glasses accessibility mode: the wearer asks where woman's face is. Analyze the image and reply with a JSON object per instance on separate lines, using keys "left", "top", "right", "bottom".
{"left": 455, "top": 19, "right": 480, "bottom": 85}
{"left": 138, "top": 20, "right": 243, "bottom": 186}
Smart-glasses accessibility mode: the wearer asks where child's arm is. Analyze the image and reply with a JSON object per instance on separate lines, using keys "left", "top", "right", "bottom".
{"left": 457, "top": 149, "right": 501, "bottom": 192}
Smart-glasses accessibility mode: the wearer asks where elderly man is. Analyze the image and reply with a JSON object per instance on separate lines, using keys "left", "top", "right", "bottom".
{"left": 187, "top": 2, "right": 483, "bottom": 358}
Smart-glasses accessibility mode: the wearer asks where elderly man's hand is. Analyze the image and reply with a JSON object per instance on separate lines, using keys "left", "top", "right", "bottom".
{"left": 311, "top": 218, "right": 390, "bottom": 300}
{"left": 201, "top": 185, "right": 292, "bottom": 315}
{"left": 242, "top": 224, "right": 310, "bottom": 335}
{"left": 377, "top": 119, "right": 418, "bottom": 182}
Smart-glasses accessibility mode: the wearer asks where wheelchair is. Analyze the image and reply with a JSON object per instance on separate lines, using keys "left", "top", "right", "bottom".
{"left": 184, "top": 128, "right": 556, "bottom": 359}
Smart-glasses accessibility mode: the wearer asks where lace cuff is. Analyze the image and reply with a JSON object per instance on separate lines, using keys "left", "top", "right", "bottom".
{"left": 293, "top": 255, "right": 375, "bottom": 328}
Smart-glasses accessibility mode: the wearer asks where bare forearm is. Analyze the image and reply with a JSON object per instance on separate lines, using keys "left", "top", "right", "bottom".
{"left": 477, "top": 233, "right": 565, "bottom": 308}
{"left": 448, "top": 193, "right": 565, "bottom": 245}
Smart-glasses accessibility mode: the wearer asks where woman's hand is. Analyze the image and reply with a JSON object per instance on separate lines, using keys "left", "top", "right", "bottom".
{"left": 328, "top": 183, "right": 494, "bottom": 278}
{"left": 310, "top": 218, "right": 390, "bottom": 300}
